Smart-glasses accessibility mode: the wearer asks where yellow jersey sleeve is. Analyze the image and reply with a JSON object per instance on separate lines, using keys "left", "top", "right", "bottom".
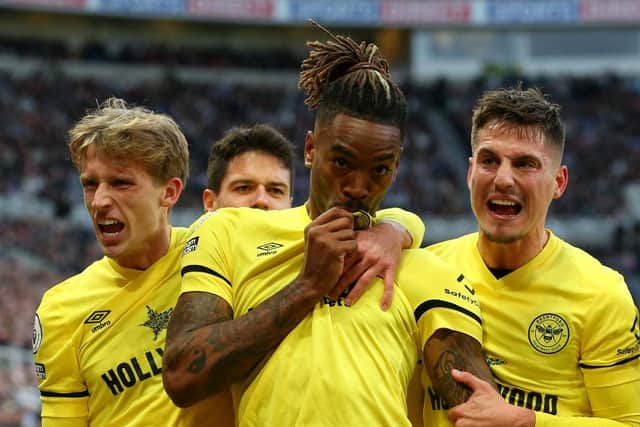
{"left": 180, "top": 210, "right": 238, "bottom": 305}
{"left": 34, "top": 287, "right": 89, "bottom": 421}
{"left": 535, "top": 378, "right": 640, "bottom": 426}
{"left": 580, "top": 274, "right": 639, "bottom": 370}
{"left": 376, "top": 208, "right": 425, "bottom": 249}
{"left": 397, "top": 249, "right": 483, "bottom": 352}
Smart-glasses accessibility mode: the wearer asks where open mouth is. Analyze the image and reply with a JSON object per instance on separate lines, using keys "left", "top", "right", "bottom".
{"left": 98, "top": 219, "right": 125, "bottom": 236}
{"left": 488, "top": 199, "right": 521, "bottom": 216}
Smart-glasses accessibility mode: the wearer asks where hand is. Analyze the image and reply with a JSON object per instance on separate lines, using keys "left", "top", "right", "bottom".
{"left": 300, "top": 207, "right": 357, "bottom": 299}
{"left": 448, "top": 369, "right": 536, "bottom": 427}
{"left": 329, "top": 221, "right": 407, "bottom": 310}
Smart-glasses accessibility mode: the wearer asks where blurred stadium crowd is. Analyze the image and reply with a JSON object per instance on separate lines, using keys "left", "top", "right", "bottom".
{"left": 2, "top": 39, "right": 640, "bottom": 425}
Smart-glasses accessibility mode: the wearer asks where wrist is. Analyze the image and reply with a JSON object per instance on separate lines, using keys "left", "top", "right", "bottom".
{"left": 293, "top": 275, "right": 327, "bottom": 305}
{"left": 376, "top": 220, "right": 412, "bottom": 249}
{"left": 513, "top": 407, "right": 536, "bottom": 427}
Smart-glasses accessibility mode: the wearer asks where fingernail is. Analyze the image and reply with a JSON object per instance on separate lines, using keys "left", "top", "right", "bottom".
{"left": 451, "top": 369, "right": 460, "bottom": 375}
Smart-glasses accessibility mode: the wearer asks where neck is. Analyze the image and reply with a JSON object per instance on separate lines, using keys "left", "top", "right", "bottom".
{"left": 305, "top": 199, "right": 319, "bottom": 220}
{"left": 477, "top": 228, "right": 549, "bottom": 270}
{"left": 117, "top": 226, "right": 172, "bottom": 271}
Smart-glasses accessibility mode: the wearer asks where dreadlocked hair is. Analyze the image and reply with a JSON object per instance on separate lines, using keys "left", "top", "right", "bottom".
{"left": 299, "top": 20, "right": 406, "bottom": 135}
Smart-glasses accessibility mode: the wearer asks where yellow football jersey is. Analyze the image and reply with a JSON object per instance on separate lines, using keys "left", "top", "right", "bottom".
{"left": 34, "top": 227, "right": 233, "bottom": 427}
{"left": 428, "top": 231, "right": 640, "bottom": 424}
{"left": 181, "top": 205, "right": 483, "bottom": 427}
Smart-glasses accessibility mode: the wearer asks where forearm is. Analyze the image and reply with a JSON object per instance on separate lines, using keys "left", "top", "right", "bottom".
{"left": 164, "top": 280, "right": 320, "bottom": 407}
{"left": 424, "top": 329, "right": 495, "bottom": 406}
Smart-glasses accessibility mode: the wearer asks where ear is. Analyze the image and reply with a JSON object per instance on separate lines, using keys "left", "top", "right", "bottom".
{"left": 202, "top": 188, "right": 217, "bottom": 212}
{"left": 466, "top": 156, "right": 473, "bottom": 191}
{"left": 161, "top": 177, "right": 183, "bottom": 208}
{"left": 304, "top": 131, "right": 315, "bottom": 168}
{"left": 553, "top": 165, "right": 569, "bottom": 199}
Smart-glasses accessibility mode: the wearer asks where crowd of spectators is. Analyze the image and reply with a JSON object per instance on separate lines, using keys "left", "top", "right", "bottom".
{"left": 0, "top": 35, "right": 301, "bottom": 70}
{"left": 2, "top": 40, "right": 640, "bottom": 425}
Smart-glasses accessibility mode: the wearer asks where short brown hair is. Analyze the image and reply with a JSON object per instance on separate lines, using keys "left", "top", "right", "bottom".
{"left": 206, "top": 124, "right": 294, "bottom": 193}
{"left": 471, "top": 86, "right": 565, "bottom": 155}
{"left": 68, "top": 97, "right": 189, "bottom": 185}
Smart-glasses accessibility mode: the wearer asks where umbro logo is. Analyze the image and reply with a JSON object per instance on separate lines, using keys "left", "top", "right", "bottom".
{"left": 257, "top": 242, "right": 283, "bottom": 257}
{"left": 86, "top": 310, "right": 112, "bottom": 334}
{"left": 85, "top": 310, "right": 111, "bottom": 324}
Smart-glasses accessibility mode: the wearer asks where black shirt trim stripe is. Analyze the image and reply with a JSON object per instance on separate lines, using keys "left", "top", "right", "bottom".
{"left": 181, "top": 265, "right": 232, "bottom": 287}
{"left": 580, "top": 353, "right": 639, "bottom": 369}
{"left": 41, "top": 390, "right": 89, "bottom": 398}
{"left": 414, "top": 299, "right": 482, "bottom": 325}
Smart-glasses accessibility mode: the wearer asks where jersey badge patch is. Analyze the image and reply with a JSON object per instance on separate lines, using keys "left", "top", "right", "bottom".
{"left": 33, "top": 314, "right": 42, "bottom": 354}
{"left": 257, "top": 242, "right": 283, "bottom": 257}
{"left": 528, "top": 313, "right": 570, "bottom": 354}
{"left": 183, "top": 237, "right": 199, "bottom": 255}
{"left": 140, "top": 305, "right": 173, "bottom": 340}
{"left": 35, "top": 363, "right": 46, "bottom": 380}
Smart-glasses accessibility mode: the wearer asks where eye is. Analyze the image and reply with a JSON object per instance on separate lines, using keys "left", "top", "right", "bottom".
{"left": 113, "top": 179, "right": 133, "bottom": 188}
{"left": 234, "top": 185, "right": 252, "bottom": 194}
{"left": 480, "top": 156, "right": 496, "bottom": 166}
{"left": 374, "top": 165, "right": 391, "bottom": 176}
{"left": 81, "top": 180, "right": 97, "bottom": 191}
{"left": 516, "top": 158, "right": 538, "bottom": 169}
{"left": 332, "top": 158, "right": 348, "bottom": 168}
{"left": 269, "top": 187, "right": 285, "bottom": 196}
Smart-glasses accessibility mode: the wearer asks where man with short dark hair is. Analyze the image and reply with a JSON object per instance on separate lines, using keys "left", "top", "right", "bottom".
{"left": 429, "top": 86, "right": 640, "bottom": 426}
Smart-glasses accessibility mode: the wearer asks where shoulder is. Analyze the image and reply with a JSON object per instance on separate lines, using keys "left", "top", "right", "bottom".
{"left": 37, "top": 258, "right": 111, "bottom": 326}
{"left": 556, "top": 237, "right": 626, "bottom": 289}
{"left": 397, "top": 248, "right": 478, "bottom": 302}
{"left": 427, "top": 233, "right": 477, "bottom": 257}
{"left": 399, "top": 248, "right": 452, "bottom": 273}
{"left": 550, "top": 236, "right": 633, "bottom": 312}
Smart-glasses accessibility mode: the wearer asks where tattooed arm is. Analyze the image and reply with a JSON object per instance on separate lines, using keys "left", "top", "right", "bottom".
{"left": 422, "top": 329, "right": 496, "bottom": 407}
{"left": 163, "top": 207, "right": 357, "bottom": 407}
{"left": 163, "top": 285, "right": 320, "bottom": 407}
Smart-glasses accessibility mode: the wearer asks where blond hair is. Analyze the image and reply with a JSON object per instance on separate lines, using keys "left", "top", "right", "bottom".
{"left": 68, "top": 97, "right": 189, "bottom": 185}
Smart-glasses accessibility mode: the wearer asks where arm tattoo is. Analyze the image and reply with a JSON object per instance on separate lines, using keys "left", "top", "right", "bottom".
{"left": 164, "top": 279, "right": 320, "bottom": 401}
{"left": 424, "top": 329, "right": 495, "bottom": 407}
{"left": 187, "top": 348, "right": 207, "bottom": 373}
{"left": 432, "top": 349, "right": 471, "bottom": 405}
{"left": 164, "top": 292, "right": 233, "bottom": 375}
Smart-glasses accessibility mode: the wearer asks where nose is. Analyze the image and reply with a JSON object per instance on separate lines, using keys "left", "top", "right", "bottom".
{"left": 494, "top": 162, "right": 515, "bottom": 191}
{"left": 251, "top": 186, "right": 271, "bottom": 211}
{"left": 90, "top": 183, "right": 113, "bottom": 210}
{"left": 342, "top": 171, "right": 369, "bottom": 201}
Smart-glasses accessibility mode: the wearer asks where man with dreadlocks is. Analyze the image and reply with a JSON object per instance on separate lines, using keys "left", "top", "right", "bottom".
{"left": 163, "top": 22, "right": 493, "bottom": 426}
